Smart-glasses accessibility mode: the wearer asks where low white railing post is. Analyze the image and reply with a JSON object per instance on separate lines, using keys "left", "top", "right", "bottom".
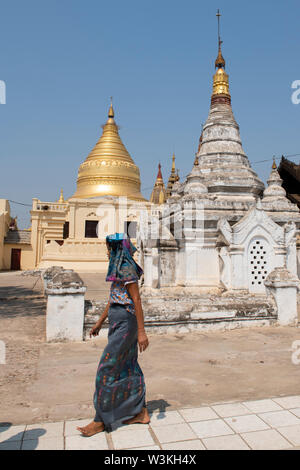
{"left": 45, "top": 269, "right": 86, "bottom": 342}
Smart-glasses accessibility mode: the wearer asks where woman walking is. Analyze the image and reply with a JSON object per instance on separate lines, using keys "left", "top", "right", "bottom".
{"left": 77, "top": 233, "right": 150, "bottom": 436}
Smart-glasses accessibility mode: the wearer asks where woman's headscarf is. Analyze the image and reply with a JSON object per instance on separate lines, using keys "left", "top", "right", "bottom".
{"left": 106, "top": 232, "right": 143, "bottom": 282}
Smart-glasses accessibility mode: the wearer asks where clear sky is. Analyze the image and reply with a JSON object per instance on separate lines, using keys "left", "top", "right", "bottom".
{"left": 0, "top": 0, "right": 299, "bottom": 228}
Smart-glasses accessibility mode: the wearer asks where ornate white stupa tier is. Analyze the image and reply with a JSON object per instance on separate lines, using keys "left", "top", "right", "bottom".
{"left": 196, "top": 41, "right": 264, "bottom": 200}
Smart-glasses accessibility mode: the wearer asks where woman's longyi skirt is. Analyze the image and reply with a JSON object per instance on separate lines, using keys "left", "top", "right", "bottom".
{"left": 93, "top": 303, "right": 146, "bottom": 428}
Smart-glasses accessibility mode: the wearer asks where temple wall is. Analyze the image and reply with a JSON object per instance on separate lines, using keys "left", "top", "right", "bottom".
{"left": 3, "top": 244, "right": 35, "bottom": 270}
{"left": 34, "top": 197, "right": 151, "bottom": 272}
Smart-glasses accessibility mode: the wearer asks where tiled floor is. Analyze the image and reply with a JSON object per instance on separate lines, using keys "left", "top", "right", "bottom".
{"left": 1, "top": 395, "right": 300, "bottom": 450}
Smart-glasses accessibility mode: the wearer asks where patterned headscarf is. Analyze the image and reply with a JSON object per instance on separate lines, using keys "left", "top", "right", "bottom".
{"left": 106, "top": 233, "right": 143, "bottom": 282}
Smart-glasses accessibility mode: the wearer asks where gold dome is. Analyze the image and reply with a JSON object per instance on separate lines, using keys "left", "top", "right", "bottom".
{"left": 71, "top": 103, "right": 146, "bottom": 200}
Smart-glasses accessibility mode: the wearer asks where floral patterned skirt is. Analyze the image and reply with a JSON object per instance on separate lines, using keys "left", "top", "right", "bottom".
{"left": 93, "top": 303, "right": 146, "bottom": 428}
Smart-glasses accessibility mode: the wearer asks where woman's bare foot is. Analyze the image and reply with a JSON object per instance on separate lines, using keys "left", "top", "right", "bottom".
{"left": 123, "top": 407, "right": 150, "bottom": 425}
{"left": 77, "top": 421, "right": 104, "bottom": 437}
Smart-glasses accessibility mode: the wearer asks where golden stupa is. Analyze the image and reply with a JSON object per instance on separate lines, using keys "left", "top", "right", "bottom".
{"left": 71, "top": 102, "right": 146, "bottom": 200}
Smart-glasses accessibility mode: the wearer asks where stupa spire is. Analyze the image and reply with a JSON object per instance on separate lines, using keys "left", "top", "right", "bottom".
{"left": 58, "top": 189, "right": 64, "bottom": 203}
{"left": 215, "top": 10, "right": 225, "bottom": 69}
{"left": 211, "top": 10, "right": 231, "bottom": 105}
{"left": 166, "top": 153, "right": 177, "bottom": 198}
{"left": 108, "top": 96, "right": 114, "bottom": 119}
{"left": 194, "top": 11, "right": 264, "bottom": 200}
{"left": 150, "top": 163, "right": 166, "bottom": 204}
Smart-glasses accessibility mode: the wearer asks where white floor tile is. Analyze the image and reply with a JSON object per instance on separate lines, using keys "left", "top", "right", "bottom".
{"left": 243, "top": 399, "right": 283, "bottom": 414}
{"left": 150, "top": 410, "right": 184, "bottom": 426}
{"left": 212, "top": 403, "right": 250, "bottom": 418}
{"left": 64, "top": 419, "right": 91, "bottom": 437}
{"left": 24, "top": 422, "right": 64, "bottom": 440}
{"left": 179, "top": 407, "right": 219, "bottom": 422}
{"left": 241, "top": 429, "right": 293, "bottom": 450}
{"left": 131, "top": 445, "right": 160, "bottom": 450}
{"left": 273, "top": 396, "right": 300, "bottom": 410}
{"left": 151, "top": 423, "right": 197, "bottom": 444}
{"left": 289, "top": 408, "right": 300, "bottom": 418}
{"left": 111, "top": 428, "right": 154, "bottom": 449}
{"left": 65, "top": 433, "right": 109, "bottom": 450}
{"left": 22, "top": 437, "right": 64, "bottom": 450}
{"left": 162, "top": 439, "right": 205, "bottom": 450}
{"left": 259, "top": 410, "right": 300, "bottom": 428}
{"left": 111, "top": 422, "right": 150, "bottom": 433}
{"left": 203, "top": 434, "right": 250, "bottom": 450}
{"left": 189, "top": 419, "right": 234, "bottom": 439}
{"left": 277, "top": 425, "right": 300, "bottom": 446}
{"left": 225, "top": 415, "right": 269, "bottom": 433}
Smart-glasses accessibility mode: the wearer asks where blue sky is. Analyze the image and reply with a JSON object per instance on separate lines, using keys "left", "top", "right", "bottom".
{"left": 0, "top": 0, "right": 299, "bottom": 228}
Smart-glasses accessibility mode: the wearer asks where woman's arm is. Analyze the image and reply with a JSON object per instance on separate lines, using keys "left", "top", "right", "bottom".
{"left": 126, "top": 282, "right": 149, "bottom": 352}
{"left": 90, "top": 301, "right": 110, "bottom": 337}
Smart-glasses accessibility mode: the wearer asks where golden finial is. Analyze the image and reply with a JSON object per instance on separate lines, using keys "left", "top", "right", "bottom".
{"left": 211, "top": 10, "right": 231, "bottom": 103}
{"left": 272, "top": 157, "right": 277, "bottom": 170}
{"left": 58, "top": 188, "right": 64, "bottom": 203}
{"left": 108, "top": 96, "right": 114, "bottom": 118}
{"left": 215, "top": 10, "right": 225, "bottom": 69}
{"left": 172, "top": 152, "right": 176, "bottom": 172}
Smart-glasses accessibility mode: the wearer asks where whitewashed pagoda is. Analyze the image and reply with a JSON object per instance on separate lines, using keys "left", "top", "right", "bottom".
{"left": 139, "top": 12, "right": 300, "bottom": 331}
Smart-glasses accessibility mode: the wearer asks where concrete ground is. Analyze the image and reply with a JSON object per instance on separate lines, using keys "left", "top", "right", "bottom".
{"left": 1, "top": 271, "right": 300, "bottom": 450}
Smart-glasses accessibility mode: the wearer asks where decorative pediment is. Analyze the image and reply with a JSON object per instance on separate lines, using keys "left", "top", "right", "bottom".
{"left": 218, "top": 205, "right": 284, "bottom": 246}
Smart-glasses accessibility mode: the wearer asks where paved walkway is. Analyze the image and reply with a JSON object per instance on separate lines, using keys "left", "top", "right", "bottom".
{"left": 1, "top": 395, "right": 300, "bottom": 450}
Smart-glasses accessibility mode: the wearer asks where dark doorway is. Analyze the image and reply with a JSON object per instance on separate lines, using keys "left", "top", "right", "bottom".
{"left": 11, "top": 248, "right": 21, "bottom": 270}
{"left": 85, "top": 220, "right": 98, "bottom": 238}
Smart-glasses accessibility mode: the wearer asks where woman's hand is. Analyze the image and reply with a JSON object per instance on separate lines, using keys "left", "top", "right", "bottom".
{"left": 90, "top": 323, "right": 101, "bottom": 338}
{"left": 138, "top": 329, "right": 149, "bottom": 353}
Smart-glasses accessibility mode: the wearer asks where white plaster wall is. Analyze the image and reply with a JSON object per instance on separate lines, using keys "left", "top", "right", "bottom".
{"left": 46, "top": 294, "right": 85, "bottom": 342}
{"left": 179, "top": 243, "right": 219, "bottom": 287}
{"left": 274, "top": 286, "right": 298, "bottom": 326}
{"left": 287, "top": 241, "right": 298, "bottom": 278}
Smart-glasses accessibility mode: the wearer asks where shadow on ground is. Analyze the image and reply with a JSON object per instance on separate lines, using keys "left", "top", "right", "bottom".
{"left": 0, "top": 423, "right": 46, "bottom": 450}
